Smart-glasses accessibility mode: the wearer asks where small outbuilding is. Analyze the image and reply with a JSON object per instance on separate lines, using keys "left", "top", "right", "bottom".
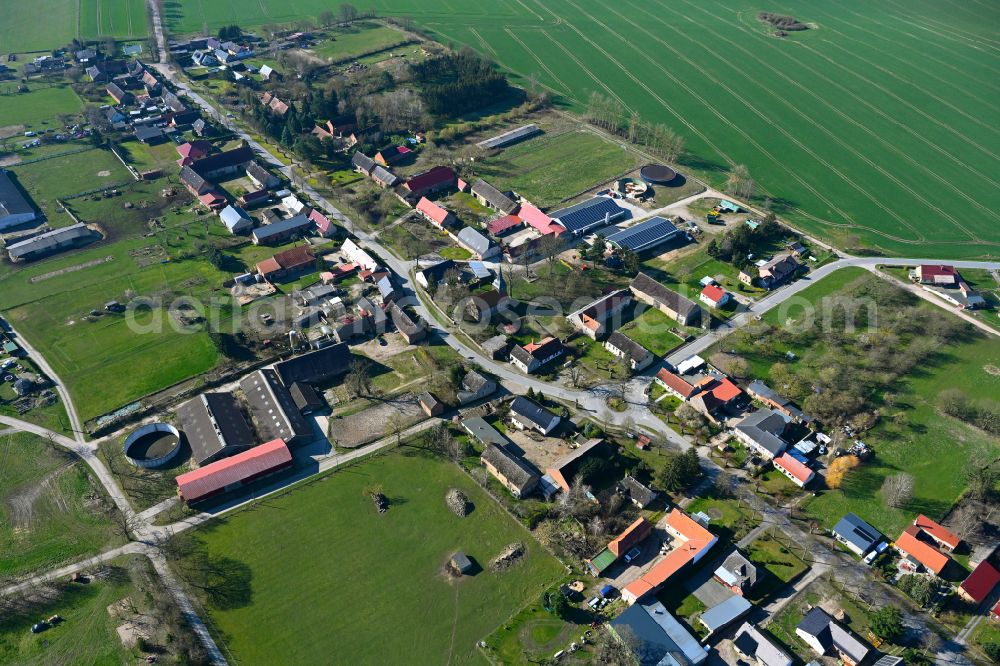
{"left": 450, "top": 551, "right": 473, "bottom": 575}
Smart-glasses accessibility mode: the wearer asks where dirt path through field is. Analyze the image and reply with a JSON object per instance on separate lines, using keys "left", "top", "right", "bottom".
{"left": 6, "top": 461, "right": 74, "bottom": 530}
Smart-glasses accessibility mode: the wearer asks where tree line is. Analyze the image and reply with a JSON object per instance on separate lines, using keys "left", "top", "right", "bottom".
{"left": 411, "top": 49, "right": 510, "bottom": 116}
{"left": 585, "top": 92, "right": 685, "bottom": 162}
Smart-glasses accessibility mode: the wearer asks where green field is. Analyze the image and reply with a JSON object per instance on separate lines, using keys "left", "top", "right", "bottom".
{"left": 477, "top": 129, "right": 640, "bottom": 207}
{"left": 1, "top": 0, "right": 147, "bottom": 53}
{"left": 176, "top": 449, "right": 564, "bottom": 665}
{"left": 0, "top": 85, "right": 84, "bottom": 130}
{"left": 167, "top": 0, "right": 1000, "bottom": 259}
{"left": 310, "top": 22, "right": 411, "bottom": 62}
{"left": 0, "top": 432, "right": 122, "bottom": 581}
{"left": 10, "top": 148, "right": 133, "bottom": 220}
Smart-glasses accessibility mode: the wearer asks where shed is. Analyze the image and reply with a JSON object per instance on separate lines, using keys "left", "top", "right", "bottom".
{"left": 450, "top": 551, "right": 473, "bottom": 575}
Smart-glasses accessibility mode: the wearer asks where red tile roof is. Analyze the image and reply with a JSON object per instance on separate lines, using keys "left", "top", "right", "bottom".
{"left": 960, "top": 561, "right": 1000, "bottom": 603}
{"left": 487, "top": 214, "right": 522, "bottom": 235}
{"left": 914, "top": 514, "right": 960, "bottom": 550}
{"left": 416, "top": 196, "right": 451, "bottom": 225}
{"left": 623, "top": 509, "right": 715, "bottom": 602}
{"left": 656, "top": 368, "right": 698, "bottom": 398}
{"left": 516, "top": 202, "right": 564, "bottom": 235}
{"left": 176, "top": 140, "right": 211, "bottom": 159}
{"left": 773, "top": 453, "right": 814, "bottom": 484}
{"left": 404, "top": 165, "right": 456, "bottom": 193}
{"left": 608, "top": 517, "right": 653, "bottom": 557}
{"left": 919, "top": 264, "right": 957, "bottom": 279}
{"left": 697, "top": 376, "right": 743, "bottom": 403}
{"left": 701, "top": 284, "right": 727, "bottom": 303}
{"left": 309, "top": 208, "right": 332, "bottom": 234}
{"left": 176, "top": 439, "right": 292, "bottom": 502}
{"left": 256, "top": 257, "right": 281, "bottom": 275}
{"left": 896, "top": 525, "right": 950, "bottom": 574}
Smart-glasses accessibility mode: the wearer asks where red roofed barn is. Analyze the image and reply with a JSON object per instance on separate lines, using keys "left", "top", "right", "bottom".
{"left": 176, "top": 439, "right": 293, "bottom": 504}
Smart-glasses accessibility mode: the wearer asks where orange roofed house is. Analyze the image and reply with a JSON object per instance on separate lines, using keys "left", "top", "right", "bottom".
{"left": 895, "top": 515, "right": 957, "bottom": 576}
{"left": 622, "top": 509, "right": 717, "bottom": 604}
{"left": 586, "top": 517, "right": 653, "bottom": 576}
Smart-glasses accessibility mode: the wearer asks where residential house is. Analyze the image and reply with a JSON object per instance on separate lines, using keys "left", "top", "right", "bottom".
{"left": 958, "top": 561, "right": 1000, "bottom": 604}
{"left": 457, "top": 370, "right": 496, "bottom": 405}
{"left": 133, "top": 125, "right": 166, "bottom": 144}
{"left": 622, "top": 509, "right": 717, "bottom": 603}
{"left": 733, "top": 409, "right": 791, "bottom": 460}
{"left": 609, "top": 600, "right": 707, "bottom": 666}
{"left": 913, "top": 514, "right": 961, "bottom": 552}
{"left": 251, "top": 213, "right": 312, "bottom": 245}
{"left": 389, "top": 303, "right": 426, "bottom": 344}
{"left": 510, "top": 337, "right": 564, "bottom": 374}
{"left": 197, "top": 191, "right": 227, "bottom": 210}
{"left": 833, "top": 513, "right": 883, "bottom": 557}
{"left": 896, "top": 521, "right": 953, "bottom": 575}
{"left": 732, "top": 623, "right": 793, "bottom": 666}
{"left": 106, "top": 82, "right": 132, "bottom": 105}
{"left": 259, "top": 64, "right": 275, "bottom": 79}
{"left": 773, "top": 453, "right": 815, "bottom": 487}
{"left": 175, "top": 439, "right": 293, "bottom": 504}
{"left": 418, "top": 392, "right": 444, "bottom": 417}
{"left": 282, "top": 194, "right": 308, "bottom": 216}
{"left": 260, "top": 91, "right": 290, "bottom": 117}
{"left": 471, "top": 179, "right": 517, "bottom": 214}
{"left": 758, "top": 254, "right": 799, "bottom": 289}
{"left": 700, "top": 284, "right": 730, "bottom": 308}
{"left": 456, "top": 226, "right": 500, "bottom": 260}
{"left": 630, "top": 272, "right": 702, "bottom": 326}
{"left": 192, "top": 118, "right": 210, "bottom": 137}
{"left": 655, "top": 368, "right": 699, "bottom": 401}
{"left": 689, "top": 375, "right": 744, "bottom": 423}
{"left": 746, "top": 380, "right": 812, "bottom": 424}
{"left": 617, "top": 475, "right": 657, "bottom": 509}
{"left": 351, "top": 151, "right": 376, "bottom": 175}
{"left": 342, "top": 238, "right": 379, "bottom": 272}
{"left": 480, "top": 444, "right": 539, "bottom": 498}
{"left": 795, "top": 607, "right": 871, "bottom": 666}
{"left": 400, "top": 166, "right": 456, "bottom": 200}
{"left": 256, "top": 245, "right": 315, "bottom": 282}
{"left": 509, "top": 396, "right": 560, "bottom": 436}
{"left": 191, "top": 144, "right": 254, "bottom": 179}
{"left": 376, "top": 275, "right": 398, "bottom": 304}
{"left": 915, "top": 264, "right": 959, "bottom": 285}
{"left": 416, "top": 258, "right": 458, "bottom": 289}
{"left": 604, "top": 331, "right": 654, "bottom": 372}
{"left": 415, "top": 197, "right": 454, "bottom": 227}
{"left": 373, "top": 145, "right": 410, "bottom": 166}
{"left": 238, "top": 189, "right": 270, "bottom": 208}
{"left": 246, "top": 161, "right": 279, "bottom": 190}
{"left": 545, "top": 438, "right": 608, "bottom": 494}
{"left": 219, "top": 205, "right": 253, "bottom": 234}
{"left": 176, "top": 140, "right": 211, "bottom": 166}
{"left": 567, "top": 289, "right": 632, "bottom": 339}
{"left": 714, "top": 551, "right": 759, "bottom": 596}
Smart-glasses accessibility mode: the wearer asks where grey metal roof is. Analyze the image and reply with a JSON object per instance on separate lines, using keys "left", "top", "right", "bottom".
{"left": 476, "top": 124, "right": 540, "bottom": 149}
{"left": 457, "top": 226, "right": 495, "bottom": 256}
{"left": 610, "top": 600, "right": 707, "bottom": 666}
{"left": 177, "top": 392, "right": 255, "bottom": 464}
{"left": 734, "top": 409, "right": 790, "bottom": 456}
{"left": 604, "top": 216, "right": 681, "bottom": 252}
{"left": 471, "top": 179, "right": 517, "bottom": 213}
{"left": 0, "top": 170, "right": 37, "bottom": 222}
{"left": 239, "top": 369, "right": 312, "bottom": 443}
{"left": 700, "top": 595, "right": 752, "bottom": 633}
{"left": 251, "top": 213, "right": 312, "bottom": 242}
{"left": 179, "top": 165, "right": 207, "bottom": 191}
{"left": 715, "top": 551, "right": 758, "bottom": 590}
{"left": 7, "top": 223, "right": 94, "bottom": 260}
{"left": 510, "top": 396, "right": 560, "bottom": 432}
{"left": 370, "top": 165, "right": 399, "bottom": 186}
{"left": 133, "top": 125, "right": 164, "bottom": 142}
{"left": 219, "top": 205, "right": 251, "bottom": 230}
{"left": 462, "top": 417, "right": 508, "bottom": 446}
{"left": 351, "top": 151, "right": 375, "bottom": 173}
{"left": 832, "top": 513, "right": 882, "bottom": 553}
{"left": 732, "top": 623, "right": 793, "bottom": 666}
{"left": 549, "top": 196, "right": 626, "bottom": 234}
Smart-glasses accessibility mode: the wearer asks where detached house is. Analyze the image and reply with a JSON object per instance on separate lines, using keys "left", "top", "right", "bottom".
{"left": 700, "top": 284, "right": 730, "bottom": 308}
{"left": 655, "top": 367, "right": 699, "bottom": 400}
{"left": 457, "top": 370, "right": 496, "bottom": 404}
{"left": 630, "top": 272, "right": 701, "bottom": 326}
{"left": 509, "top": 396, "right": 560, "bottom": 436}
{"left": 714, "top": 551, "right": 759, "bottom": 596}
{"left": 772, "top": 453, "right": 815, "bottom": 487}
{"left": 757, "top": 254, "right": 799, "bottom": 289}
{"left": 510, "top": 337, "right": 564, "bottom": 374}
{"left": 895, "top": 515, "right": 956, "bottom": 576}
{"left": 604, "top": 331, "right": 654, "bottom": 372}
{"left": 795, "top": 607, "right": 871, "bottom": 666}
{"left": 733, "top": 408, "right": 791, "bottom": 459}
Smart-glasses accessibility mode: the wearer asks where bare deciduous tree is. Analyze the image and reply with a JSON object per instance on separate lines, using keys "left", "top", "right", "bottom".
{"left": 881, "top": 473, "right": 915, "bottom": 508}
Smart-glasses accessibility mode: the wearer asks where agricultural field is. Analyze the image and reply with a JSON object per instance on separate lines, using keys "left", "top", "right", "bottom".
{"left": 168, "top": 0, "right": 1000, "bottom": 259}
{"left": 0, "top": 85, "right": 84, "bottom": 132}
{"left": 716, "top": 268, "right": 1000, "bottom": 538}
{"left": 173, "top": 449, "right": 564, "bottom": 665}
{"left": 309, "top": 22, "right": 412, "bottom": 62}
{"left": 1, "top": 0, "right": 147, "bottom": 53}
{"left": 477, "top": 129, "right": 641, "bottom": 208}
{"left": 0, "top": 432, "right": 123, "bottom": 582}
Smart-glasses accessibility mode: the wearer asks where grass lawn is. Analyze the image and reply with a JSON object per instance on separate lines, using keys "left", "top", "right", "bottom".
{"left": 746, "top": 533, "right": 809, "bottom": 601}
{"left": 176, "top": 449, "right": 564, "bottom": 665}
{"left": 310, "top": 22, "right": 411, "bottom": 62}
{"left": 483, "top": 593, "right": 596, "bottom": 665}
{"left": 97, "top": 437, "right": 191, "bottom": 512}
{"left": 0, "top": 85, "right": 83, "bottom": 129}
{"left": 685, "top": 494, "right": 761, "bottom": 545}
{"left": 440, "top": 246, "right": 473, "bottom": 260}
{"left": 477, "top": 129, "right": 641, "bottom": 208}
{"left": 0, "top": 432, "right": 123, "bottom": 581}
{"left": 618, "top": 307, "right": 685, "bottom": 356}
{"left": 644, "top": 245, "right": 766, "bottom": 299}
{"left": 10, "top": 147, "right": 133, "bottom": 218}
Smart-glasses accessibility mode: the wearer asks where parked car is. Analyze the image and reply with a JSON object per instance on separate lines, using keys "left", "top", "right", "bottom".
{"left": 624, "top": 547, "right": 641, "bottom": 564}
{"left": 30, "top": 622, "right": 50, "bottom": 634}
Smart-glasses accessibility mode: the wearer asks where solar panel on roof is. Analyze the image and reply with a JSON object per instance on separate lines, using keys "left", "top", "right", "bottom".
{"left": 549, "top": 197, "right": 625, "bottom": 234}
{"left": 604, "top": 216, "right": 681, "bottom": 251}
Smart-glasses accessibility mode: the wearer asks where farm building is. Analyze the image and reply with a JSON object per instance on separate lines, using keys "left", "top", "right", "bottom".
{"left": 545, "top": 439, "right": 607, "bottom": 493}
{"left": 603, "top": 216, "right": 682, "bottom": 253}
{"left": 251, "top": 214, "right": 312, "bottom": 245}
{"left": 549, "top": 196, "right": 626, "bottom": 237}
{"left": 456, "top": 226, "right": 500, "bottom": 259}
{"left": 0, "top": 170, "right": 39, "bottom": 230}
{"left": 480, "top": 444, "right": 539, "bottom": 498}
{"left": 191, "top": 144, "right": 255, "bottom": 179}
{"left": 219, "top": 205, "right": 253, "bottom": 234}
{"left": 175, "top": 438, "right": 293, "bottom": 504}
{"left": 457, "top": 371, "right": 497, "bottom": 404}
{"left": 289, "top": 382, "right": 325, "bottom": 414}
{"left": 7, "top": 223, "right": 98, "bottom": 261}
{"left": 586, "top": 517, "right": 653, "bottom": 576}
{"left": 567, "top": 289, "right": 631, "bottom": 339}
{"left": 370, "top": 165, "right": 399, "bottom": 188}
{"left": 746, "top": 380, "right": 812, "bottom": 424}
{"left": 476, "top": 124, "right": 540, "bottom": 150}
{"left": 629, "top": 272, "right": 701, "bottom": 326}
{"left": 471, "top": 179, "right": 518, "bottom": 214}
{"left": 239, "top": 370, "right": 313, "bottom": 446}
{"left": 256, "top": 245, "right": 315, "bottom": 282}
{"left": 462, "top": 417, "right": 509, "bottom": 447}
{"left": 418, "top": 392, "right": 444, "bottom": 417}
{"left": 486, "top": 214, "right": 523, "bottom": 237}
{"left": 389, "top": 303, "right": 426, "bottom": 343}
{"left": 351, "top": 152, "right": 376, "bottom": 175}
{"left": 915, "top": 264, "right": 959, "bottom": 285}
{"left": 374, "top": 145, "right": 410, "bottom": 166}
{"left": 133, "top": 125, "right": 166, "bottom": 144}
{"left": 700, "top": 596, "right": 752, "bottom": 637}
{"left": 177, "top": 392, "right": 256, "bottom": 465}
{"left": 517, "top": 202, "right": 564, "bottom": 236}
{"left": 655, "top": 368, "right": 699, "bottom": 400}
{"left": 400, "top": 166, "right": 456, "bottom": 200}
{"left": 273, "top": 343, "right": 351, "bottom": 387}
{"left": 246, "top": 161, "right": 280, "bottom": 190}
{"left": 610, "top": 601, "right": 706, "bottom": 666}
{"left": 176, "top": 140, "right": 211, "bottom": 166}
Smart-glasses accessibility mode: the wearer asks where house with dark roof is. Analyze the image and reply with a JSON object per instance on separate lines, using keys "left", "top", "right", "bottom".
{"left": 370, "top": 165, "right": 399, "bottom": 188}
{"left": 617, "top": 475, "right": 658, "bottom": 509}
{"left": 630, "top": 272, "right": 702, "bottom": 326}
{"left": 457, "top": 370, "right": 497, "bottom": 405}
{"left": 239, "top": 369, "right": 312, "bottom": 446}
{"left": 191, "top": 144, "right": 254, "bottom": 179}
{"left": 832, "top": 513, "right": 883, "bottom": 557}
{"left": 758, "top": 254, "right": 800, "bottom": 289}
{"left": 106, "top": 82, "right": 132, "bottom": 105}
{"left": 714, "top": 551, "right": 759, "bottom": 596}
{"left": 416, "top": 259, "right": 458, "bottom": 289}
{"left": 462, "top": 416, "right": 509, "bottom": 447}
{"left": 471, "top": 179, "right": 518, "bottom": 214}
{"left": 509, "top": 396, "right": 561, "bottom": 436}
{"left": 546, "top": 439, "right": 609, "bottom": 494}
{"left": 134, "top": 125, "right": 166, "bottom": 144}
{"left": 733, "top": 409, "right": 791, "bottom": 460}
{"left": 549, "top": 196, "right": 626, "bottom": 237}
{"left": 732, "top": 623, "right": 793, "bottom": 666}
{"left": 177, "top": 392, "right": 256, "bottom": 464}
{"left": 389, "top": 303, "right": 426, "bottom": 343}
{"left": 481, "top": 444, "right": 539, "bottom": 497}
{"left": 246, "top": 161, "right": 279, "bottom": 190}
{"left": 481, "top": 334, "right": 510, "bottom": 360}
{"left": 289, "top": 382, "right": 326, "bottom": 414}
{"left": 510, "top": 337, "right": 564, "bottom": 374}
{"left": 567, "top": 289, "right": 632, "bottom": 339}
{"left": 272, "top": 343, "right": 351, "bottom": 387}
{"left": 609, "top": 600, "right": 707, "bottom": 666}
{"left": 7, "top": 223, "right": 97, "bottom": 262}
{"left": 251, "top": 213, "right": 312, "bottom": 245}
{"left": 795, "top": 607, "right": 871, "bottom": 666}
{"left": 373, "top": 145, "right": 410, "bottom": 166}
{"left": 418, "top": 391, "right": 445, "bottom": 416}
{"left": 747, "top": 380, "right": 812, "bottom": 424}
{"left": 0, "top": 170, "right": 39, "bottom": 230}
{"left": 604, "top": 332, "right": 654, "bottom": 372}
{"left": 351, "top": 151, "right": 376, "bottom": 175}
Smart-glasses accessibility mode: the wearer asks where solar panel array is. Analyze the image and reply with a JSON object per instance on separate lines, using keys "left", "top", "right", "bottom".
{"left": 604, "top": 216, "right": 680, "bottom": 251}
{"left": 550, "top": 197, "right": 626, "bottom": 234}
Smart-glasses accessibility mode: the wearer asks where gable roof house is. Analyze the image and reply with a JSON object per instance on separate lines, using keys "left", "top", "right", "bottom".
{"left": 833, "top": 513, "right": 883, "bottom": 557}
{"left": 510, "top": 337, "right": 564, "bottom": 374}
{"left": 617, "top": 475, "right": 658, "bottom": 509}
{"left": 456, "top": 226, "right": 499, "bottom": 260}
{"left": 389, "top": 303, "right": 427, "bottom": 344}
{"left": 585, "top": 517, "right": 653, "bottom": 576}
{"left": 700, "top": 284, "right": 730, "bottom": 308}
{"left": 256, "top": 245, "right": 314, "bottom": 282}
{"left": 471, "top": 179, "right": 518, "bottom": 214}
{"left": 549, "top": 196, "right": 626, "bottom": 237}
{"left": 758, "top": 254, "right": 799, "bottom": 288}
{"left": 462, "top": 416, "right": 509, "bottom": 448}
{"left": 370, "top": 165, "right": 400, "bottom": 188}
{"left": 517, "top": 202, "right": 564, "bottom": 236}
{"left": 218, "top": 205, "right": 254, "bottom": 234}
{"left": 546, "top": 439, "right": 608, "bottom": 494}
{"left": 773, "top": 453, "right": 815, "bottom": 487}
{"left": 106, "top": 82, "right": 133, "bottom": 105}
{"left": 604, "top": 215, "right": 683, "bottom": 254}
{"left": 176, "top": 140, "right": 211, "bottom": 166}
{"left": 191, "top": 144, "right": 255, "bottom": 179}
{"left": 133, "top": 124, "right": 166, "bottom": 144}
{"left": 688, "top": 376, "right": 744, "bottom": 424}
{"left": 481, "top": 444, "right": 540, "bottom": 498}
{"left": 604, "top": 331, "right": 654, "bottom": 372}
{"left": 373, "top": 145, "right": 410, "bottom": 166}
{"left": 732, "top": 623, "right": 793, "bottom": 666}
{"left": 912, "top": 514, "right": 961, "bottom": 552}
{"left": 795, "top": 607, "right": 871, "bottom": 666}
{"left": 896, "top": 523, "right": 952, "bottom": 575}
{"left": 733, "top": 409, "right": 791, "bottom": 459}
{"left": 415, "top": 258, "right": 457, "bottom": 289}
{"left": 630, "top": 272, "right": 702, "bottom": 326}
{"left": 622, "top": 509, "right": 717, "bottom": 604}
{"left": 915, "top": 264, "right": 959, "bottom": 285}
{"left": 509, "top": 395, "right": 560, "bottom": 436}
{"left": 700, "top": 596, "right": 753, "bottom": 637}
{"left": 567, "top": 289, "right": 632, "bottom": 339}
{"left": 746, "top": 380, "right": 812, "bottom": 424}
{"left": 415, "top": 197, "right": 454, "bottom": 228}
{"left": 251, "top": 213, "right": 312, "bottom": 245}
{"left": 246, "top": 161, "right": 280, "bottom": 190}
{"left": 714, "top": 551, "right": 759, "bottom": 596}
{"left": 959, "top": 560, "right": 1000, "bottom": 604}
{"left": 457, "top": 370, "right": 497, "bottom": 405}
{"left": 609, "top": 600, "right": 707, "bottom": 666}
{"left": 400, "top": 166, "right": 456, "bottom": 200}
{"left": 351, "top": 151, "right": 376, "bottom": 175}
